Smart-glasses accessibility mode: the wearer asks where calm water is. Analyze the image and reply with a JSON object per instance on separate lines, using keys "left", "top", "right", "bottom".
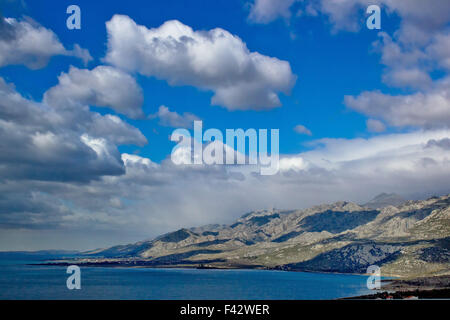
{"left": 0, "top": 255, "right": 374, "bottom": 299}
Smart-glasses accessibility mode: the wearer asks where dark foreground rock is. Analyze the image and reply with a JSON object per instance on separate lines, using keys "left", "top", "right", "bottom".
{"left": 344, "top": 288, "right": 450, "bottom": 299}
{"left": 383, "top": 275, "right": 450, "bottom": 291}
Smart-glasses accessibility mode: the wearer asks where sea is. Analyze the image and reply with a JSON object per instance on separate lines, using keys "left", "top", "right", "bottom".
{"left": 0, "top": 252, "right": 375, "bottom": 300}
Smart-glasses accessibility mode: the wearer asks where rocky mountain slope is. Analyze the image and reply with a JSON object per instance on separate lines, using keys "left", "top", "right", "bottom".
{"left": 78, "top": 194, "right": 450, "bottom": 278}
{"left": 363, "top": 193, "right": 406, "bottom": 209}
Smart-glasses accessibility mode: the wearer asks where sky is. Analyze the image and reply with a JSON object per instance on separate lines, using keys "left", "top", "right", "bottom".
{"left": 0, "top": 0, "right": 449, "bottom": 250}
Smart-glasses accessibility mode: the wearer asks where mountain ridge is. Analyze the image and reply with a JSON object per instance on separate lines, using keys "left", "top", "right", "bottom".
{"left": 69, "top": 194, "right": 450, "bottom": 278}
{"left": 363, "top": 193, "right": 407, "bottom": 209}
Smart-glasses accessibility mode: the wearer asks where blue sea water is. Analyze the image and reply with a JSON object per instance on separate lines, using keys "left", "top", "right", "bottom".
{"left": 0, "top": 254, "right": 374, "bottom": 300}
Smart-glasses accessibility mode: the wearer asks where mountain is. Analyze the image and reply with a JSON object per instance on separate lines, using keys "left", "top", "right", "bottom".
{"left": 72, "top": 194, "right": 450, "bottom": 278}
{"left": 363, "top": 193, "right": 407, "bottom": 209}
{"left": 0, "top": 250, "right": 81, "bottom": 261}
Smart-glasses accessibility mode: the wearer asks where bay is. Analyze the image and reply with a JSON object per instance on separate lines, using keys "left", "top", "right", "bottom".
{"left": 0, "top": 257, "right": 374, "bottom": 300}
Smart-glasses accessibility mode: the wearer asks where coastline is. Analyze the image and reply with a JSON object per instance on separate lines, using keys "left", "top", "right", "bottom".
{"left": 32, "top": 259, "right": 450, "bottom": 299}
{"left": 19, "top": 260, "right": 450, "bottom": 299}
{"left": 343, "top": 275, "right": 450, "bottom": 299}
{"left": 32, "top": 259, "right": 379, "bottom": 276}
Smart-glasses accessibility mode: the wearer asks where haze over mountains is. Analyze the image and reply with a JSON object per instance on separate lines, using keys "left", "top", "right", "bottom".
{"left": 363, "top": 193, "right": 407, "bottom": 209}
{"left": 70, "top": 194, "right": 450, "bottom": 278}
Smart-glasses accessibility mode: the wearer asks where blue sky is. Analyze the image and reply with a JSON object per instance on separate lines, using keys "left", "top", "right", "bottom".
{"left": 0, "top": 0, "right": 449, "bottom": 250}
{"left": 2, "top": 0, "right": 400, "bottom": 161}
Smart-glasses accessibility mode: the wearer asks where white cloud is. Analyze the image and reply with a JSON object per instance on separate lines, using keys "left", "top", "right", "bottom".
{"left": 151, "top": 105, "right": 199, "bottom": 128}
{"left": 0, "top": 76, "right": 146, "bottom": 182}
{"left": 254, "top": 1, "right": 450, "bottom": 92}
{"left": 345, "top": 76, "right": 450, "bottom": 129}
{"left": 88, "top": 114, "right": 147, "bottom": 146}
{"left": 294, "top": 124, "right": 312, "bottom": 135}
{"left": 309, "top": 0, "right": 370, "bottom": 32}
{"left": 284, "top": 1, "right": 450, "bottom": 92}
{"left": 104, "top": 15, "right": 296, "bottom": 111}
{"left": 121, "top": 153, "right": 158, "bottom": 169}
{"left": 316, "top": 1, "right": 450, "bottom": 90}
{"left": 373, "top": 31, "right": 436, "bottom": 90}
{"left": 279, "top": 156, "right": 308, "bottom": 171}
{"left": 301, "top": 130, "right": 450, "bottom": 168}
{"left": 301, "top": 0, "right": 450, "bottom": 36}
{"left": 382, "top": 67, "right": 432, "bottom": 90}
{"left": 427, "top": 32, "right": 450, "bottom": 71}
{"left": 307, "top": 1, "right": 450, "bottom": 131}
{"left": 44, "top": 66, "right": 144, "bottom": 119}
{"left": 366, "top": 119, "right": 386, "bottom": 132}
{"left": 381, "top": 0, "right": 450, "bottom": 45}
{"left": 0, "top": 17, "right": 91, "bottom": 69}
{"left": 248, "top": 0, "right": 297, "bottom": 23}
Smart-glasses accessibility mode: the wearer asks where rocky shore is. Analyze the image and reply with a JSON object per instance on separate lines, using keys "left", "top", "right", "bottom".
{"left": 344, "top": 275, "right": 450, "bottom": 299}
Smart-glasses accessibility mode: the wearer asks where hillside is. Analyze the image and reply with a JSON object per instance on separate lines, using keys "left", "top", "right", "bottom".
{"left": 75, "top": 194, "right": 450, "bottom": 278}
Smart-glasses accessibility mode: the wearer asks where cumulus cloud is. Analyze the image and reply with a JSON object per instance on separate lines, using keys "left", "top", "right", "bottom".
{"left": 382, "top": 67, "right": 432, "bottom": 90}
{"left": 150, "top": 105, "right": 199, "bottom": 128}
{"left": 427, "top": 32, "right": 450, "bottom": 71}
{"left": 88, "top": 114, "right": 147, "bottom": 146}
{"left": 278, "top": 1, "right": 448, "bottom": 130}
{"left": 0, "top": 59, "right": 148, "bottom": 245}
{"left": 248, "top": 0, "right": 298, "bottom": 23}
{"left": 104, "top": 15, "right": 296, "bottom": 111}
{"left": 44, "top": 66, "right": 144, "bottom": 119}
{"left": 366, "top": 119, "right": 386, "bottom": 133}
{"left": 0, "top": 76, "right": 146, "bottom": 182}
{"left": 425, "top": 137, "right": 450, "bottom": 150}
{"left": 298, "top": 1, "right": 450, "bottom": 35}
{"left": 381, "top": 0, "right": 450, "bottom": 45}
{"left": 279, "top": 156, "right": 308, "bottom": 172}
{"left": 0, "top": 16, "right": 92, "bottom": 69}
{"left": 249, "top": 0, "right": 450, "bottom": 44}
{"left": 254, "top": 1, "right": 450, "bottom": 92}
{"left": 373, "top": 31, "right": 442, "bottom": 90}
{"left": 345, "top": 76, "right": 450, "bottom": 129}
{"left": 330, "top": 1, "right": 450, "bottom": 89}
{"left": 122, "top": 153, "right": 158, "bottom": 169}
{"left": 294, "top": 124, "right": 312, "bottom": 136}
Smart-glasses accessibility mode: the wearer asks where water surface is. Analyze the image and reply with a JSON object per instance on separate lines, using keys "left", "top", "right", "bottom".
{"left": 0, "top": 256, "right": 374, "bottom": 299}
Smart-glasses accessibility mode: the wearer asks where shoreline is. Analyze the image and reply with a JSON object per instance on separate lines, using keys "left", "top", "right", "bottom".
{"left": 343, "top": 288, "right": 450, "bottom": 299}
{"left": 33, "top": 260, "right": 450, "bottom": 299}
{"left": 343, "top": 275, "right": 450, "bottom": 299}
{"left": 32, "top": 260, "right": 378, "bottom": 276}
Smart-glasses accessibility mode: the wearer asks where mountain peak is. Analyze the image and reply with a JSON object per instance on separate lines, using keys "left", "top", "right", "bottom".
{"left": 364, "top": 193, "right": 406, "bottom": 209}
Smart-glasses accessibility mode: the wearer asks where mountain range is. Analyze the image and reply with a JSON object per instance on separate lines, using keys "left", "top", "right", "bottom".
{"left": 67, "top": 193, "right": 450, "bottom": 278}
